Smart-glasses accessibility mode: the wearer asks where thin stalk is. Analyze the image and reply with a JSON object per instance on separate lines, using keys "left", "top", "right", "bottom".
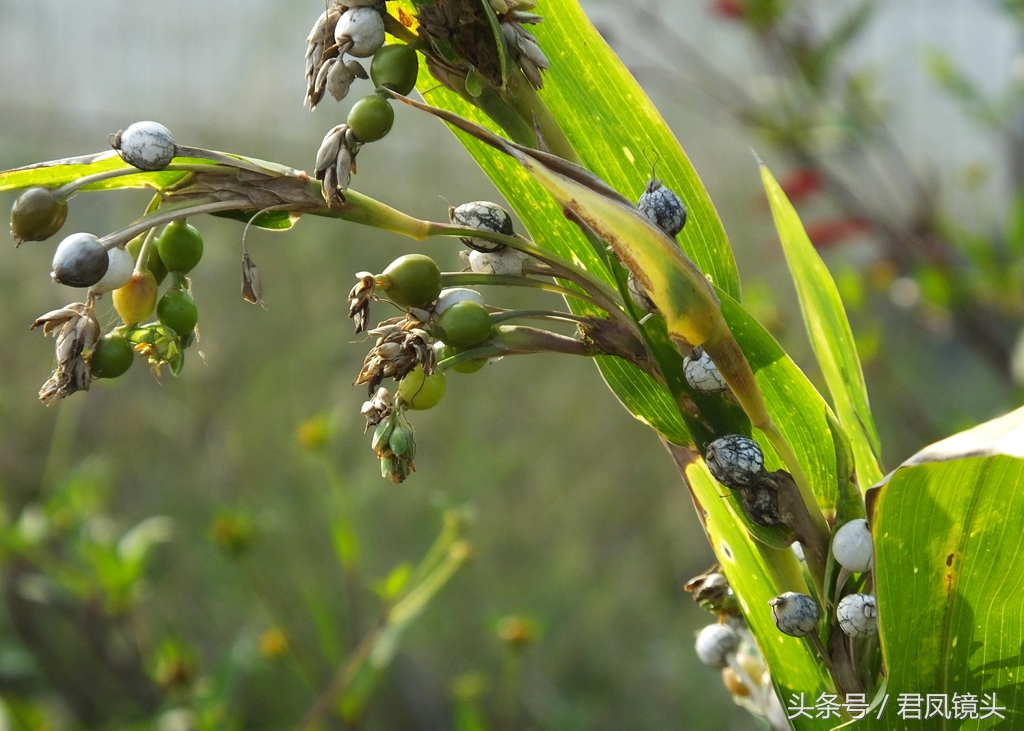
{"left": 99, "top": 200, "right": 253, "bottom": 250}
{"left": 425, "top": 223, "right": 626, "bottom": 315}
{"left": 488, "top": 309, "right": 589, "bottom": 326}
{"left": 439, "top": 272, "right": 604, "bottom": 309}
{"left": 761, "top": 421, "right": 829, "bottom": 599}
{"left": 297, "top": 619, "right": 384, "bottom": 731}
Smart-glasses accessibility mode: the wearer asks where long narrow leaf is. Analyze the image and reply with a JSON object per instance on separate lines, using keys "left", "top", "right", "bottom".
{"left": 761, "top": 164, "right": 883, "bottom": 487}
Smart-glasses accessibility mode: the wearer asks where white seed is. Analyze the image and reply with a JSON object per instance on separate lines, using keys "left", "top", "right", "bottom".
{"left": 89, "top": 245, "right": 134, "bottom": 294}
{"left": 449, "top": 201, "right": 515, "bottom": 252}
{"left": 627, "top": 271, "right": 657, "bottom": 313}
{"left": 435, "top": 288, "right": 485, "bottom": 315}
{"left": 694, "top": 623, "right": 740, "bottom": 669}
{"left": 837, "top": 594, "right": 878, "bottom": 638}
{"left": 115, "top": 121, "right": 176, "bottom": 171}
{"left": 705, "top": 435, "right": 765, "bottom": 489}
{"left": 468, "top": 248, "right": 527, "bottom": 276}
{"left": 684, "top": 347, "right": 727, "bottom": 394}
{"left": 768, "top": 592, "right": 820, "bottom": 637}
{"left": 832, "top": 519, "right": 874, "bottom": 573}
{"left": 335, "top": 8, "right": 386, "bottom": 58}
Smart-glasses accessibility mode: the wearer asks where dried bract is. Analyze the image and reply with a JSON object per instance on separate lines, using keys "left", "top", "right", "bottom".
{"left": 348, "top": 271, "right": 377, "bottom": 333}
{"left": 314, "top": 124, "right": 361, "bottom": 206}
{"left": 31, "top": 302, "right": 101, "bottom": 406}
{"left": 361, "top": 386, "right": 393, "bottom": 429}
{"left": 355, "top": 316, "right": 436, "bottom": 395}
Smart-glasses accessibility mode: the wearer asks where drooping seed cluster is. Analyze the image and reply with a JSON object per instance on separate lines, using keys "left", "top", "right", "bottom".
{"left": 9, "top": 120, "right": 216, "bottom": 405}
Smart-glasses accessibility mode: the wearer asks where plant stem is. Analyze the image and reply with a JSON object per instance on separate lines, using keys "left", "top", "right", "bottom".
{"left": 439, "top": 272, "right": 604, "bottom": 309}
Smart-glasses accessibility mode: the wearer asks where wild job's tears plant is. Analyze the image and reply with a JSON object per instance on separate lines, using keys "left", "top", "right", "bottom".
{"left": 3, "top": 1, "right": 1024, "bottom": 728}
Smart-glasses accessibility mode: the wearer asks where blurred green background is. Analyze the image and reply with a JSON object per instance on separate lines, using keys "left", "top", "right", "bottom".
{"left": 0, "top": 1, "right": 1021, "bottom": 729}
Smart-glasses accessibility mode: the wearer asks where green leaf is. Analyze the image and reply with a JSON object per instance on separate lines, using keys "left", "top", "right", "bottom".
{"left": 394, "top": 0, "right": 742, "bottom": 445}
{"left": 719, "top": 290, "right": 839, "bottom": 518}
{"left": 0, "top": 152, "right": 189, "bottom": 192}
{"left": 529, "top": 0, "right": 741, "bottom": 299}
{"left": 677, "top": 450, "right": 836, "bottom": 731}
{"left": 761, "top": 164, "right": 883, "bottom": 488}
{"left": 856, "top": 407, "right": 1024, "bottom": 730}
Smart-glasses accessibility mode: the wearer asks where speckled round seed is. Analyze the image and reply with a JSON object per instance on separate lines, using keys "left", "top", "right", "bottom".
{"left": 694, "top": 623, "right": 740, "bottom": 669}
{"left": 627, "top": 271, "right": 658, "bottom": 313}
{"left": 741, "top": 485, "right": 782, "bottom": 527}
{"left": 468, "top": 248, "right": 527, "bottom": 276}
{"left": 435, "top": 287, "right": 485, "bottom": 315}
{"left": 335, "top": 7, "right": 386, "bottom": 58}
{"left": 89, "top": 245, "right": 135, "bottom": 294}
{"left": 832, "top": 519, "right": 874, "bottom": 574}
{"left": 449, "top": 201, "right": 514, "bottom": 252}
{"left": 837, "top": 594, "right": 878, "bottom": 638}
{"left": 638, "top": 180, "right": 686, "bottom": 237}
{"left": 685, "top": 347, "right": 728, "bottom": 394}
{"left": 114, "top": 121, "right": 176, "bottom": 171}
{"left": 51, "top": 233, "right": 109, "bottom": 288}
{"left": 705, "top": 435, "right": 765, "bottom": 489}
{"left": 768, "top": 592, "right": 820, "bottom": 637}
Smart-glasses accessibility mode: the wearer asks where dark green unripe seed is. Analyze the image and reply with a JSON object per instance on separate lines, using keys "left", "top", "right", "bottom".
{"left": 126, "top": 232, "right": 168, "bottom": 284}
{"left": 157, "top": 289, "right": 199, "bottom": 336}
{"left": 10, "top": 187, "right": 68, "bottom": 242}
{"left": 380, "top": 254, "right": 442, "bottom": 308}
{"left": 156, "top": 220, "right": 204, "bottom": 274}
{"left": 370, "top": 44, "right": 419, "bottom": 95}
{"left": 437, "top": 300, "right": 492, "bottom": 348}
{"left": 90, "top": 334, "right": 134, "bottom": 379}
{"left": 347, "top": 94, "right": 395, "bottom": 143}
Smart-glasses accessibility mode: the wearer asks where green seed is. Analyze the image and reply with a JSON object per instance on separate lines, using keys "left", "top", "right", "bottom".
{"left": 90, "top": 334, "right": 134, "bottom": 379}
{"left": 438, "top": 300, "right": 492, "bottom": 348}
{"left": 10, "top": 187, "right": 68, "bottom": 243}
{"left": 156, "top": 220, "right": 204, "bottom": 274}
{"left": 370, "top": 44, "right": 419, "bottom": 95}
{"left": 380, "top": 254, "right": 442, "bottom": 308}
{"left": 398, "top": 364, "right": 446, "bottom": 410}
{"left": 347, "top": 94, "right": 395, "bottom": 143}
{"left": 157, "top": 289, "right": 199, "bottom": 336}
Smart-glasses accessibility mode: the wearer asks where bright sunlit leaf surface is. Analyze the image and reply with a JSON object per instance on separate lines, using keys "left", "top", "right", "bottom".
{"left": 760, "top": 165, "right": 883, "bottom": 487}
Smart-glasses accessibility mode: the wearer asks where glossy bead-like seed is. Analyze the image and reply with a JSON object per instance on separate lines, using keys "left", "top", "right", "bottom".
{"left": 768, "top": 592, "right": 820, "bottom": 637}
{"left": 837, "top": 594, "right": 878, "bottom": 638}
{"left": 694, "top": 623, "right": 740, "bottom": 669}
{"left": 115, "top": 121, "right": 176, "bottom": 171}
{"left": 52, "top": 233, "right": 109, "bottom": 288}
{"left": 705, "top": 435, "right": 765, "bottom": 489}
{"left": 638, "top": 179, "right": 686, "bottom": 237}
{"left": 449, "top": 201, "right": 514, "bottom": 252}
{"left": 832, "top": 519, "right": 874, "bottom": 573}
{"left": 684, "top": 347, "right": 728, "bottom": 393}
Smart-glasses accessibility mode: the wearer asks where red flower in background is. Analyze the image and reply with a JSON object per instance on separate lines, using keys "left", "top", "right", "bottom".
{"left": 804, "top": 217, "right": 871, "bottom": 249}
{"left": 777, "top": 167, "right": 823, "bottom": 204}
{"left": 712, "top": 0, "right": 745, "bottom": 19}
